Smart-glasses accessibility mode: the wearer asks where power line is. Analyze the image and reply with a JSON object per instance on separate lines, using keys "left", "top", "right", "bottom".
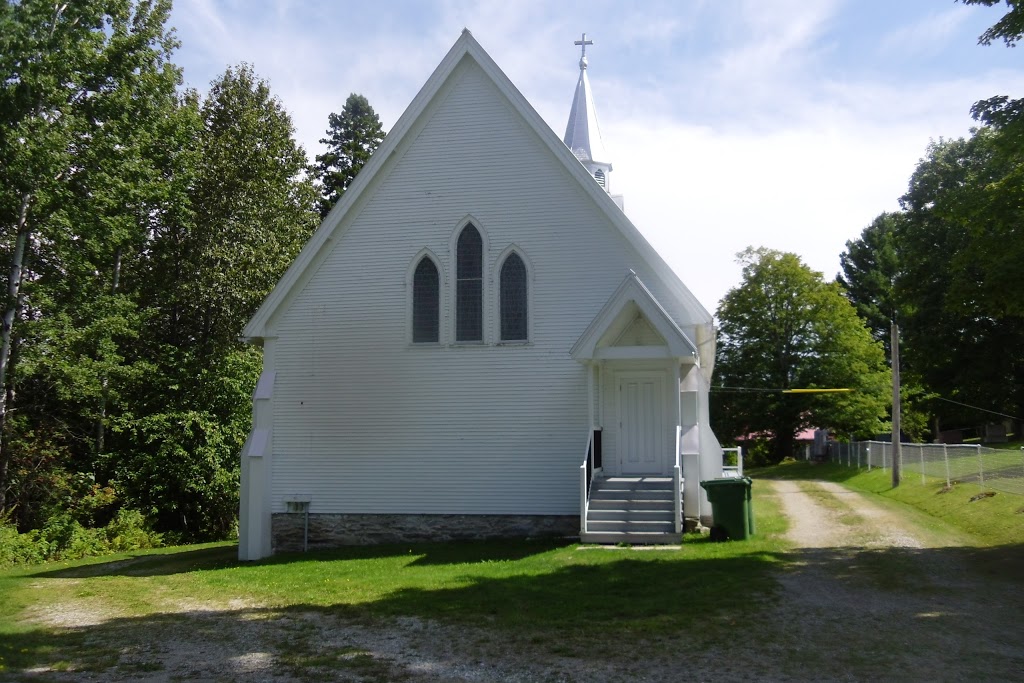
{"left": 932, "top": 396, "right": 1021, "bottom": 422}
{"left": 711, "top": 386, "right": 852, "bottom": 394}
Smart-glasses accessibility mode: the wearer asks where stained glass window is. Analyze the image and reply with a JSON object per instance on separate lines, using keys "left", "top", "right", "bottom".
{"left": 456, "top": 225, "right": 483, "bottom": 341}
{"left": 500, "top": 253, "right": 527, "bottom": 341}
{"left": 412, "top": 257, "right": 439, "bottom": 343}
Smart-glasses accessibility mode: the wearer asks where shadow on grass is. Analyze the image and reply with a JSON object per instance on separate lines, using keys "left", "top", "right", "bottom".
{"left": 277, "top": 536, "right": 577, "bottom": 568}
{"left": 29, "top": 545, "right": 241, "bottom": 579}
{"left": 3, "top": 549, "right": 779, "bottom": 677}
{"left": 30, "top": 537, "right": 577, "bottom": 580}
{"left": 4, "top": 543, "right": 1024, "bottom": 681}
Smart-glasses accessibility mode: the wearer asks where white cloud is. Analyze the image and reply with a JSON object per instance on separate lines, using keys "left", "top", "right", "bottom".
{"left": 879, "top": 7, "right": 971, "bottom": 57}
{"left": 710, "top": 0, "right": 841, "bottom": 83}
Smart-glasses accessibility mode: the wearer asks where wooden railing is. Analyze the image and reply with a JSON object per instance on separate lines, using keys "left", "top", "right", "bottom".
{"left": 673, "top": 425, "right": 683, "bottom": 533}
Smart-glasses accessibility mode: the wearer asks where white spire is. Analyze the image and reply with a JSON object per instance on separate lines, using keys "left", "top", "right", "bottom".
{"left": 563, "top": 33, "right": 612, "bottom": 191}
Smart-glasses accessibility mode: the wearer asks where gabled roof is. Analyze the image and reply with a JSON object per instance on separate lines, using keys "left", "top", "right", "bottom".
{"left": 243, "top": 30, "right": 711, "bottom": 341}
{"left": 570, "top": 271, "right": 698, "bottom": 361}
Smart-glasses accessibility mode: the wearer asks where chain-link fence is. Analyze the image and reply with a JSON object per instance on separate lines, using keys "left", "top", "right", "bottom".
{"left": 831, "top": 441, "right": 1024, "bottom": 496}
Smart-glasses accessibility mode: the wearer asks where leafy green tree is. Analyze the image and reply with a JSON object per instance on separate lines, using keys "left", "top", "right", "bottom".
{"left": 714, "top": 248, "right": 890, "bottom": 463}
{"left": 111, "top": 65, "right": 320, "bottom": 539}
{"left": 183, "top": 64, "right": 319, "bottom": 356}
{"left": 896, "top": 131, "right": 1024, "bottom": 433}
{"left": 963, "top": 2, "right": 1024, "bottom": 146}
{"left": 315, "top": 93, "right": 385, "bottom": 217}
{"left": 0, "top": 0, "right": 179, "bottom": 521}
{"left": 836, "top": 214, "right": 937, "bottom": 441}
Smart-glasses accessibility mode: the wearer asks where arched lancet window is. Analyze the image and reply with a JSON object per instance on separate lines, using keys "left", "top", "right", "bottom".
{"left": 412, "top": 257, "right": 439, "bottom": 343}
{"left": 594, "top": 169, "right": 606, "bottom": 188}
{"left": 500, "top": 252, "right": 527, "bottom": 341}
{"left": 456, "top": 224, "right": 483, "bottom": 341}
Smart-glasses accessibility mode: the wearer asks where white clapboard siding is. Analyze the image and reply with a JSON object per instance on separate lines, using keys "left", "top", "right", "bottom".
{"left": 267, "top": 59, "right": 699, "bottom": 515}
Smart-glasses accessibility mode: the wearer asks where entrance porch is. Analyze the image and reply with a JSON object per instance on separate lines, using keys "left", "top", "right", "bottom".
{"left": 571, "top": 273, "right": 716, "bottom": 543}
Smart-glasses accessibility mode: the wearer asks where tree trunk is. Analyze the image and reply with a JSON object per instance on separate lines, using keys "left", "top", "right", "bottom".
{"left": 773, "top": 431, "right": 795, "bottom": 463}
{"left": 0, "top": 193, "right": 32, "bottom": 513}
{"left": 94, "top": 246, "right": 122, "bottom": 456}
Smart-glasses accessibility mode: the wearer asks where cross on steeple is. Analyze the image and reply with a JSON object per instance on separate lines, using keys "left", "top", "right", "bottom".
{"left": 574, "top": 32, "right": 593, "bottom": 60}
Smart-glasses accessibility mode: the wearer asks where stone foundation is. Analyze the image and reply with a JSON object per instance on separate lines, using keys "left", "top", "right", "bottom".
{"left": 272, "top": 513, "right": 580, "bottom": 552}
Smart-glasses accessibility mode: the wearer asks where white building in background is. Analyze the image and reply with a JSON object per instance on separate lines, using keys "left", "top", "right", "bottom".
{"left": 238, "top": 30, "right": 722, "bottom": 560}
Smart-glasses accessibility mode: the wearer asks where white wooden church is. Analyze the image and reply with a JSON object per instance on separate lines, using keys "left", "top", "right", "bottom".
{"left": 238, "top": 31, "right": 723, "bottom": 560}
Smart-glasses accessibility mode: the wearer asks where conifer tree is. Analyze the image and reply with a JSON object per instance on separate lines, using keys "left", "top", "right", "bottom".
{"left": 315, "top": 93, "right": 385, "bottom": 217}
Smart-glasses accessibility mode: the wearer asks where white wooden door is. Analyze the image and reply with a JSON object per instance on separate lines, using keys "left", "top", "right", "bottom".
{"left": 617, "top": 373, "right": 665, "bottom": 475}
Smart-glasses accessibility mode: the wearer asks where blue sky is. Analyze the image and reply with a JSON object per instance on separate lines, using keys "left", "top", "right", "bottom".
{"left": 168, "top": 0, "right": 1023, "bottom": 312}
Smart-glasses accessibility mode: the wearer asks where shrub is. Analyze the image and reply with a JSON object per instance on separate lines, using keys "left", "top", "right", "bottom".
{"left": 105, "top": 508, "right": 162, "bottom": 552}
{"left": 0, "top": 520, "right": 45, "bottom": 566}
{"left": 0, "top": 508, "right": 162, "bottom": 567}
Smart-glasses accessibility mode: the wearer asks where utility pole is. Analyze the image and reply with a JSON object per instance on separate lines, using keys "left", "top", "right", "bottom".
{"left": 891, "top": 322, "right": 901, "bottom": 487}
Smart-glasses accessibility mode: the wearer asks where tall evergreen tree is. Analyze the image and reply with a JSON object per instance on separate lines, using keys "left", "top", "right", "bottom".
{"left": 837, "top": 213, "right": 903, "bottom": 355}
{"left": 315, "top": 93, "right": 385, "bottom": 217}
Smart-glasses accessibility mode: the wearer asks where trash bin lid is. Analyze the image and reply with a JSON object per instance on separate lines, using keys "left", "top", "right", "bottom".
{"left": 700, "top": 476, "right": 752, "bottom": 489}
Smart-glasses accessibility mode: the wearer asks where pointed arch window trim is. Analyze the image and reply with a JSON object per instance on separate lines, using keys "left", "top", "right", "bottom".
{"left": 450, "top": 218, "right": 489, "bottom": 344}
{"left": 406, "top": 248, "right": 444, "bottom": 345}
{"left": 495, "top": 245, "right": 533, "bottom": 344}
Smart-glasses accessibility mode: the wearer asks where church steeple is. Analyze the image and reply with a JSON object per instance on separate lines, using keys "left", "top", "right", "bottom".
{"left": 563, "top": 32, "right": 613, "bottom": 192}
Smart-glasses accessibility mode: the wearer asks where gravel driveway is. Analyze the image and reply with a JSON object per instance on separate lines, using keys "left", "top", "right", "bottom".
{"left": 16, "top": 478, "right": 1024, "bottom": 682}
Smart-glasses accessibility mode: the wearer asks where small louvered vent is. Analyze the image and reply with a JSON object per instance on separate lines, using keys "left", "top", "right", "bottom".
{"left": 594, "top": 169, "right": 606, "bottom": 188}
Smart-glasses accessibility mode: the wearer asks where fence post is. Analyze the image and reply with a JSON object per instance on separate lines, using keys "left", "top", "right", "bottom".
{"left": 866, "top": 444, "right": 871, "bottom": 471}
{"left": 943, "top": 444, "right": 951, "bottom": 488}
{"left": 858, "top": 445, "right": 862, "bottom": 469}
{"left": 977, "top": 444, "right": 985, "bottom": 491}
{"left": 919, "top": 445, "right": 926, "bottom": 486}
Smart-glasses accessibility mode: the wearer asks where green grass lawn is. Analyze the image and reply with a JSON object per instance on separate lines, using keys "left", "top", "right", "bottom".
{"left": 0, "top": 486, "right": 789, "bottom": 675}
{"left": 2, "top": 471, "right": 1022, "bottom": 680}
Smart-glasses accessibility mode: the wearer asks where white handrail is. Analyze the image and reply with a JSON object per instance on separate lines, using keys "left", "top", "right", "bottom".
{"left": 673, "top": 425, "right": 682, "bottom": 533}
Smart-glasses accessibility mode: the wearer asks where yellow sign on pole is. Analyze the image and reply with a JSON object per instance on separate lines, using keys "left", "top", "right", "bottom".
{"left": 781, "top": 388, "right": 852, "bottom": 394}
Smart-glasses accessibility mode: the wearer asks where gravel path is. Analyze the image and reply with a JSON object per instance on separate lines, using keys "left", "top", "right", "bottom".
{"left": 760, "top": 478, "right": 1023, "bottom": 682}
{"left": 15, "top": 478, "right": 1024, "bottom": 682}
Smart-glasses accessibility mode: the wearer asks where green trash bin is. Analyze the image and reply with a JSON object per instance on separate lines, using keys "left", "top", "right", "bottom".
{"left": 699, "top": 477, "right": 754, "bottom": 541}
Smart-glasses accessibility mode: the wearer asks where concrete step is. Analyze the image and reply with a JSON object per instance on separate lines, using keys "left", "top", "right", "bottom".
{"left": 586, "top": 519, "right": 676, "bottom": 533}
{"left": 587, "top": 509, "right": 674, "bottom": 522}
{"left": 579, "top": 531, "right": 682, "bottom": 545}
